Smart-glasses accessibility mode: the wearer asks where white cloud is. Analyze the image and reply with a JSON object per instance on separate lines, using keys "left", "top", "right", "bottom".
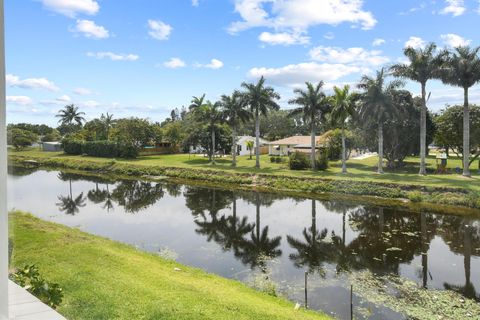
{"left": 248, "top": 62, "right": 363, "bottom": 87}
{"left": 6, "top": 74, "right": 59, "bottom": 91}
{"left": 148, "top": 20, "right": 172, "bottom": 40}
{"left": 309, "top": 46, "right": 389, "bottom": 66}
{"left": 6, "top": 96, "right": 33, "bottom": 106}
{"left": 323, "top": 32, "right": 335, "bottom": 40}
{"left": 229, "top": 0, "right": 377, "bottom": 36}
{"left": 87, "top": 52, "right": 139, "bottom": 61}
{"left": 258, "top": 31, "right": 310, "bottom": 46}
{"left": 41, "top": 0, "right": 99, "bottom": 18}
{"left": 164, "top": 57, "right": 187, "bottom": 69}
{"left": 372, "top": 38, "right": 386, "bottom": 46}
{"left": 404, "top": 36, "right": 426, "bottom": 49}
{"left": 73, "top": 87, "right": 92, "bottom": 95}
{"left": 73, "top": 19, "right": 109, "bottom": 39}
{"left": 192, "top": 0, "right": 200, "bottom": 7}
{"left": 440, "top": 0, "right": 465, "bottom": 16}
{"left": 80, "top": 100, "right": 100, "bottom": 108}
{"left": 440, "top": 33, "right": 471, "bottom": 47}
{"left": 56, "top": 95, "right": 71, "bottom": 102}
{"left": 195, "top": 59, "right": 224, "bottom": 69}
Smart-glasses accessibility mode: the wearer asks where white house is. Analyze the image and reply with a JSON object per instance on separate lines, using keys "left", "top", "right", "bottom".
{"left": 267, "top": 135, "right": 328, "bottom": 156}
{"left": 236, "top": 136, "right": 269, "bottom": 156}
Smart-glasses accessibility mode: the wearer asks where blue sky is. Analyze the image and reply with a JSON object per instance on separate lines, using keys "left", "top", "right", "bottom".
{"left": 6, "top": 0, "right": 480, "bottom": 125}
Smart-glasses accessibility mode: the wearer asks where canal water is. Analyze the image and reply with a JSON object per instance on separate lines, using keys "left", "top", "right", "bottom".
{"left": 7, "top": 168, "right": 480, "bottom": 319}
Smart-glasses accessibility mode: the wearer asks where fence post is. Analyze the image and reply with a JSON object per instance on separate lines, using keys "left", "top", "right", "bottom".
{"left": 350, "top": 285, "right": 353, "bottom": 320}
{"left": 304, "top": 271, "right": 308, "bottom": 309}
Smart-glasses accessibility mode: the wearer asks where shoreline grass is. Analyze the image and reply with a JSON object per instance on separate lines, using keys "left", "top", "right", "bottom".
{"left": 8, "top": 149, "right": 480, "bottom": 214}
{"left": 9, "top": 211, "right": 329, "bottom": 320}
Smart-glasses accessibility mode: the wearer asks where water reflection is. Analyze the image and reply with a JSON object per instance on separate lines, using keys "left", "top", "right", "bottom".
{"left": 7, "top": 168, "right": 480, "bottom": 318}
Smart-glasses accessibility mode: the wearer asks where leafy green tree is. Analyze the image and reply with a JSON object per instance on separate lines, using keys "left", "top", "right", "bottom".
{"left": 357, "top": 68, "right": 404, "bottom": 174}
{"left": 439, "top": 46, "right": 480, "bottom": 176}
{"left": 221, "top": 91, "right": 252, "bottom": 167}
{"left": 110, "top": 118, "right": 155, "bottom": 149}
{"left": 7, "top": 128, "right": 38, "bottom": 149}
{"left": 288, "top": 81, "right": 330, "bottom": 170}
{"left": 241, "top": 76, "right": 280, "bottom": 168}
{"left": 330, "top": 85, "right": 357, "bottom": 173}
{"left": 41, "top": 129, "right": 62, "bottom": 142}
{"left": 434, "top": 105, "right": 480, "bottom": 165}
{"left": 162, "top": 121, "right": 185, "bottom": 150}
{"left": 391, "top": 43, "right": 446, "bottom": 175}
{"left": 56, "top": 104, "right": 86, "bottom": 126}
{"left": 83, "top": 119, "right": 106, "bottom": 141}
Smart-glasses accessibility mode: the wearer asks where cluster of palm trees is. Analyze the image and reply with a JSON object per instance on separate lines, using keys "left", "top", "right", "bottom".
{"left": 189, "top": 76, "right": 280, "bottom": 168}
{"left": 191, "top": 44, "right": 480, "bottom": 176}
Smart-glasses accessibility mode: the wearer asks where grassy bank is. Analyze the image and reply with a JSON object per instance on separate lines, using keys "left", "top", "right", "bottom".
{"left": 8, "top": 150, "right": 480, "bottom": 213}
{"left": 9, "top": 211, "right": 328, "bottom": 320}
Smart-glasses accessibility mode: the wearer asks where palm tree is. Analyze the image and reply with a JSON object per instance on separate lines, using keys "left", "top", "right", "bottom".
{"left": 241, "top": 76, "right": 280, "bottom": 168}
{"left": 221, "top": 91, "right": 252, "bottom": 167}
{"left": 438, "top": 46, "right": 480, "bottom": 177}
{"left": 288, "top": 81, "right": 330, "bottom": 170}
{"left": 56, "top": 104, "right": 86, "bottom": 126}
{"left": 100, "top": 113, "right": 115, "bottom": 140}
{"left": 390, "top": 43, "right": 446, "bottom": 175}
{"left": 330, "top": 85, "right": 357, "bottom": 173}
{"left": 189, "top": 94, "right": 206, "bottom": 111}
{"left": 357, "top": 68, "right": 404, "bottom": 174}
{"left": 246, "top": 140, "right": 254, "bottom": 160}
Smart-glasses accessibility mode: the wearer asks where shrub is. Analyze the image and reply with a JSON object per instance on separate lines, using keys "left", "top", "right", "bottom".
{"left": 270, "top": 156, "right": 276, "bottom": 163}
{"left": 315, "top": 152, "right": 329, "bottom": 170}
{"left": 275, "top": 156, "right": 282, "bottom": 163}
{"left": 289, "top": 151, "right": 310, "bottom": 170}
{"left": 7, "top": 128, "right": 38, "bottom": 150}
{"left": 11, "top": 265, "right": 63, "bottom": 309}
{"left": 63, "top": 140, "right": 138, "bottom": 158}
{"left": 62, "top": 139, "right": 83, "bottom": 155}
{"left": 408, "top": 191, "right": 423, "bottom": 203}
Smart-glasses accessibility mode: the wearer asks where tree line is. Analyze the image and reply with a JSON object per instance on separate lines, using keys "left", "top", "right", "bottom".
{"left": 7, "top": 44, "right": 480, "bottom": 175}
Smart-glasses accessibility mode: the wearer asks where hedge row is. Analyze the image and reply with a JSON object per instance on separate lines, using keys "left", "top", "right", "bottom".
{"left": 62, "top": 140, "right": 138, "bottom": 158}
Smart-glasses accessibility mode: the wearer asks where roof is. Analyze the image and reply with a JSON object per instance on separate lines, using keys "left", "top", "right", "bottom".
{"left": 268, "top": 135, "right": 327, "bottom": 146}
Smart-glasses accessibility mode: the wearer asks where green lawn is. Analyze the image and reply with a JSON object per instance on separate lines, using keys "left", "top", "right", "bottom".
{"left": 9, "top": 148, "right": 480, "bottom": 192}
{"left": 10, "top": 211, "right": 328, "bottom": 320}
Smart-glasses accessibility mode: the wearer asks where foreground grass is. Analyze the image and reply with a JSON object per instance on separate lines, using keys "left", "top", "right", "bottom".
{"left": 9, "top": 211, "right": 328, "bottom": 320}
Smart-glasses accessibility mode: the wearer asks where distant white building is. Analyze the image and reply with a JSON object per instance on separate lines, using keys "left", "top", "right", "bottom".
{"left": 42, "top": 142, "right": 63, "bottom": 152}
{"left": 236, "top": 136, "right": 269, "bottom": 156}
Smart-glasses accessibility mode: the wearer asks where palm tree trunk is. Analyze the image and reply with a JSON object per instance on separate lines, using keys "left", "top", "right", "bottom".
{"left": 341, "top": 126, "right": 347, "bottom": 174}
{"left": 310, "top": 116, "right": 316, "bottom": 170}
{"left": 419, "top": 82, "right": 427, "bottom": 176}
{"left": 232, "top": 124, "right": 237, "bottom": 167}
{"left": 69, "top": 179, "right": 73, "bottom": 199}
{"left": 255, "top": 109, "right": 260, "bottom": 169}
{"left": 211, "top": 125, "right": 216, "bottom": 165}
{"left": 463, "top": 87, "right": 471, "bottom": 177}
{"left": 378, "top": 124, "right": 384, "bottom": 174}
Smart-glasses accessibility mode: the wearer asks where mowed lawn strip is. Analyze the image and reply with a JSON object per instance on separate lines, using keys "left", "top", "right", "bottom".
{"left": 9, "top": 149, "right": 480, "bottom": 192}
{"left": 9, "top": 211, "right": 330, "bottom": 320}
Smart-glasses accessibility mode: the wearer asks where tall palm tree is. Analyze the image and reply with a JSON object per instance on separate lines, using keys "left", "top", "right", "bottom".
{"left": 330, "top": 85, "right": 357, "bottom": 173}
{"left": 241, "top": 76, "right": 280, "bottom": 168}
{"left": 390, "top": 43, "right": 446, "bottom": 175}
{"left": 56, "top": 104, "right": 86, "bottom": 126}
{"left": 189, "top": 94, "right": 206, "bottom": 111}
{"left": 438, "top": 46, "right": 480, "bottom": 177}
{"left": 221, "top": 91, "right": 252, "bottom": 167}
{"left": 100, "top": 112, "right": 115, "bottom": 140}
{"left": 288, "top": 81, "right": 330, "bottom": 170}
{"left": 191, "top": 100, "right": 224, "bottom": 164}
{"left": 246, "top": 140, "right": 254, "bottom": 160}
{"left": 357, "top": 68, "right": 404, "bottom": 174}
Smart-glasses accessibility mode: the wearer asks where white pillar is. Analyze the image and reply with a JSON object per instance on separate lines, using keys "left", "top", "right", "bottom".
{"left": 0, "top": 0, "right": 8, "bottom": 318}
